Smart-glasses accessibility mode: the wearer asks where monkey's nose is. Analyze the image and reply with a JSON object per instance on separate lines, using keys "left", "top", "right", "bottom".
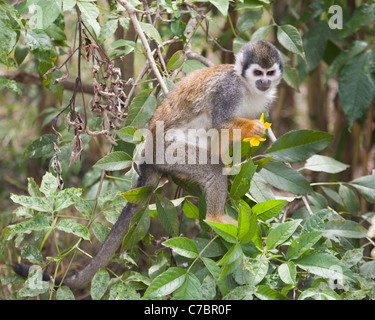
{"left": 256, "top": 79, "right": 271, "bottom": 91}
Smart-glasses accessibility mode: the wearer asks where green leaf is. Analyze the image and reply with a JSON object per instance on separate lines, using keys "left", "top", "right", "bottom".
{"left": 265, "top": 130, "right": 333, "bottom": 163}
{"left": 163, "top": 237, "right": 199, "bottom": 258}
{"left": 204, "top": 220, "right": 238, "bottom": 243}
{"left": 0, "top": 76, "right": 21, "bottom": 95}
{"left": 266, "top": 219, "right": 302, "bottom": 250}
{"left": 173, "top": 273, "right": 203, "bottom": 300}
{"left": 339, "top": 184, "right": 359, "bottom": 214}
{"left": 278, "top": 262, "right": 297, "bottom": 285}
{"left": 92, "top": 221, "right": 110, "bottom": 243}
{"left": 91, "top": 268, "right": 110, "bottom": 300}
{"left": 56, "top": 286, "right": 75, "bottom": 300}
{"left": 302, "top": 209, "right": 332, "bottom": 233}
{"left": 251, "top": 25, "right": 273, "bottom": 41}
{"left": 156, "top": 195, "right": 180, "bottom": 237}
{"left": 236, "top": 9, "right": 263, "bottom": 32}
{"left": 285, "top": 231, "right": 322, "bottom": 260}
{"left": 351, "top": 172, "right": 375, "bottom": 203}
{"left": 235, "top": 0, "right": 264, "bottom": 10}
{"left": 338, "top": 50, "right": 375, "bottom": 127}
{"left": 277, "top": 24, "right": 305, "bottom": 59}
{"left": 139, "top": 21, "right": 163, "bottom": 47}
{"left": 237, "top": 207, "right": 254, "bottom": 244}
{"left": 10, "top": 194, "right": 51, "bottom": 212}
{"left": 77, "top": 1, "right": 100, "bottom": 36}
{"left": 122, "top": 185, "right": 153, "bottom": 204}
{"left": 208, "top": 0, "right": 230, "bottom": 16}
{"left": 167, "top": 50, "right": 185, "bottom": 71}
{"left": 55, "top": 188, "right": 83, "bottom": 212}
{"left": 182, "top": 200, "right": 199, "bottom": 219}
{"left": 123, "top": 207, "right": 150, "bottom": 248}
{"left": 40, "top": 172, "right": 58, "bottom": 200}
{"left": 201, "top": 257, "right": 228, "bottom": 296}
{"left": 223, "top": 285, "right": 255, "bottom": 300}
{"left": 217, "top": 243, "right": 243, "bottom": 266}
{"left": 323, "top": 219, "right": 368, "bottom": 239}
{"left": 7, "top": 215, "right": 50, "bottom": 240}
{"left": 305, "top": 155, "right": 349, "bottom": 174}
{"left": 31, "top": 0, "right": 62, "bottom": 29}
{"left": 124, "top": 89, "right": 157, "bottom": 128}
{"left": 282, "top": 65, "right": 300, "bottom": 91}
{"left": 98, "top": 19, "right": 118, "bottom": 44}
{"left": 252, "top": 200, "right": 286, "bottom": 221}
{"left": 201, "top": 275, "right": 216, "bottom": 300}
{"left": 298, "top": 288, "right": 341, "bottom": 300}
{"left": 109, "top": 282, "right": 141, "bottom": 300}
{"left": 255, "top": 285, "right": 289, "bottom": 300}
{"left": 0, "top": 9, "right": 18, "bottom": 63}
{"left": 21, "top": 244, "right": 43, "bottom": 264}
{"left": 56, "top": 219, "right": 90, "bottom": 240}
{"left": 296, "top": 253, "right": 358, "bottom": 283}
{"left": 144, "top": 267, "right": 186, "bottom": 299}
{"left": 94, "top": 151, "right": 132, "bottom": 171}
{"left": 18, "top": 266, "right": 49, "bottom": 297}
{"left": 326, "top": 41, "right": 368, "bottom": 80}
{"left": 23, "top": 134, "right": 56, "bottom": 159}
{"left": 230, "top": 159, "right": 257, "bottom": 200}
{"left": 243, "top": 256, "right": 269, "bottom": 285}
{"left": 261, "top": 161, "right": 312, "bottom": 196}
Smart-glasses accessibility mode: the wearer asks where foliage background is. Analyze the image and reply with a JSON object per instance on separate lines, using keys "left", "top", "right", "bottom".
{"left": 0, "top": 0, "right": 375, "bottom": 300}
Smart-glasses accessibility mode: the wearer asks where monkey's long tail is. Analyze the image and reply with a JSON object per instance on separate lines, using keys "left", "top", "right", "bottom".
{"left": 13, "top": 164, "right": 160, "bottom": 289}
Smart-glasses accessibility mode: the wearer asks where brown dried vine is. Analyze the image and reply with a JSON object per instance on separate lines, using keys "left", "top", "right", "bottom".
{"left": 48, "top": 7, "right": 128, "bottom": 187}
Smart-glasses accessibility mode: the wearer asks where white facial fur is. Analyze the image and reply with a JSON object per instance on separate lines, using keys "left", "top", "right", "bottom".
{"left": 242, "top": 63, "right": 282, "bottom": 94}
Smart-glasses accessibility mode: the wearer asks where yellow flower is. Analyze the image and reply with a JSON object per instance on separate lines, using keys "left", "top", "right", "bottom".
{"left": 243, "top": 113, "right": 272, "bottom": 147}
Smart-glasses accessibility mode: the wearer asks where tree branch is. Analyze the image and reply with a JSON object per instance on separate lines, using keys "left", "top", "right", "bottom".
{"left": 0, "top": 70, "right": 94, "bottom": 94}
{"left": 117, "top": 0, "right": 169, "bottom": 96}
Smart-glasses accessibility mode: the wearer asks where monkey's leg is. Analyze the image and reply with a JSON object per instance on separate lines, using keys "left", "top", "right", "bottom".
{"left": 203, "top": 167, "right": 238, "bottom": 226}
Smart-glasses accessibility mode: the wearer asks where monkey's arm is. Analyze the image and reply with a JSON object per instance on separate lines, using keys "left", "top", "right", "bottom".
{"left": 219, "top": 117, "right": 266, "bottom": 140}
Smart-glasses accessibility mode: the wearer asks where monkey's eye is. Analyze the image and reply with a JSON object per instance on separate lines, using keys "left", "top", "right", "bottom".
{"left": 267, "top": 70, "right": 275, "bottom": 76}
{"left": 254, "top": 70, "right": 263, "bottom": 76}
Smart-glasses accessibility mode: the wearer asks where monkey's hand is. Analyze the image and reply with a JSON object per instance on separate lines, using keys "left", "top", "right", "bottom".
{"left": 247, "top": 119, "right": 267, "bottom": 137}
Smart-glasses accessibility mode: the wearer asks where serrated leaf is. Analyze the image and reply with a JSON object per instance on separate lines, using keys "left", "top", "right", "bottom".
{"left": 139, "top": 21, "right": 163, "bottom": 47}
{"left": 230, "top": 159, "right": 257, "bottom": 200}
{"left": 167, "top": 50, "right": 185, "bottom": 71}
{"left": 123, "top": 207, "right": 150, "bottom": 249}
{"left": 255, "top": 285, "right": 289, "bottom": 300}
{"left": 261, "top": 161, "right": 312, "bottom": 196}
{"left": 144, "top": 267, "right": 186, "bottom": 299}
{"left": 252, "top": 200, "right": 286, "bottom": 221}
{"left": 277, "top": 24, "right": 305, "bottom": 59}
{"left": 91, "top": 268, "right": 110, "bottom": 300}
{"left": 124, "top": 89, "right": 157, "bottom": 128}
{"left": 23, "top": 134, "right": 57, "bottom": 159}
{"left": 278, "top": 262, "right": 297, "bottom": 285}
{"left": 10, "top": 194, "right": 51, "bottom": 212}
{"left": 21, "top": 244, "right": 43, "bottom": 264}
{"left": 18, "top": 266, "right": 49, "bottom": 297}
{"left": 55, "top": 188, "right": 82, "bottom": 212}
{"left": 77, "top": 1, "right": 100, "bottom": 36}
{"left": 173, "top": 273, "right": 203, "bottom": 300}
{"left": 285, "top": 231, "right": 322, "bottom": 260}
{"left": 122, "top": 185, "right": 153, "bottom": 204}
{"left": 56, "top": 219, "right": 90, "bottom": 240}
{"left": 265, "top": 130, "right": 333, "bottom": 163}
{"left": 156, "top": 195, "right": 179, "bottom": 237}
{"left": 338, "top": 50, "right": 375, "bottom": 127}
{"left": 94, "top": 151, "right": 132, "bottom": 171}
{"left": 204, "top": 220, "right": 238, "bottom": 243}
{"left": 351, "top": 172, "right": 375, "bottom": 203}
{"left": 296, "top": 253, "right": 358, "bottom": 283}
{"left": 56, "top": 286, "right": 75, "bottom": 300}
{"left": 266, "top": 219, "right": 302, "bottom": 250}
{"left": 305, "top": 155, "right": 349, "bottom": 173}
{"left": 217, "top": 243, "right": 243, "bottom": 266}
{"left": 163, "top": 237, "right": 199, "bottom": 258}
{"left": 323, "top": 219, "right": 368, "bottom": 239}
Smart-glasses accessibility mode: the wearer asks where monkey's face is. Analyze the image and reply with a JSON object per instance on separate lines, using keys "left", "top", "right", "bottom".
{"left": 235, "top": 40, "right": 283, "bottom": 94}
{"left": 244, "top": 63, "right": 283, "bottom": 93}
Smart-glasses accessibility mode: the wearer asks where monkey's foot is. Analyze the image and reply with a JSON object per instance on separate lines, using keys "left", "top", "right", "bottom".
{"left": 206, "top": 214, "right": 238, "bottom": 227}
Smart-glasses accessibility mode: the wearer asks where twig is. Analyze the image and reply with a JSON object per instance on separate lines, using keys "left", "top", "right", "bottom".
{"left": 117, "top": 0, "right": 169, "bottom": 96}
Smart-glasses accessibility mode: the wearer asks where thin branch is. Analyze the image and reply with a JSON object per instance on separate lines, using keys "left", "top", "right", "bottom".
{"left": 117, "top": 0, "right": 169, "bottom": 96}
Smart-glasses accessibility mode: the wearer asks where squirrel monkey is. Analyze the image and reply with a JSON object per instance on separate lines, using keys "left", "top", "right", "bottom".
{"left": 14, "top": 41, "right": 283, "bottom": 287}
